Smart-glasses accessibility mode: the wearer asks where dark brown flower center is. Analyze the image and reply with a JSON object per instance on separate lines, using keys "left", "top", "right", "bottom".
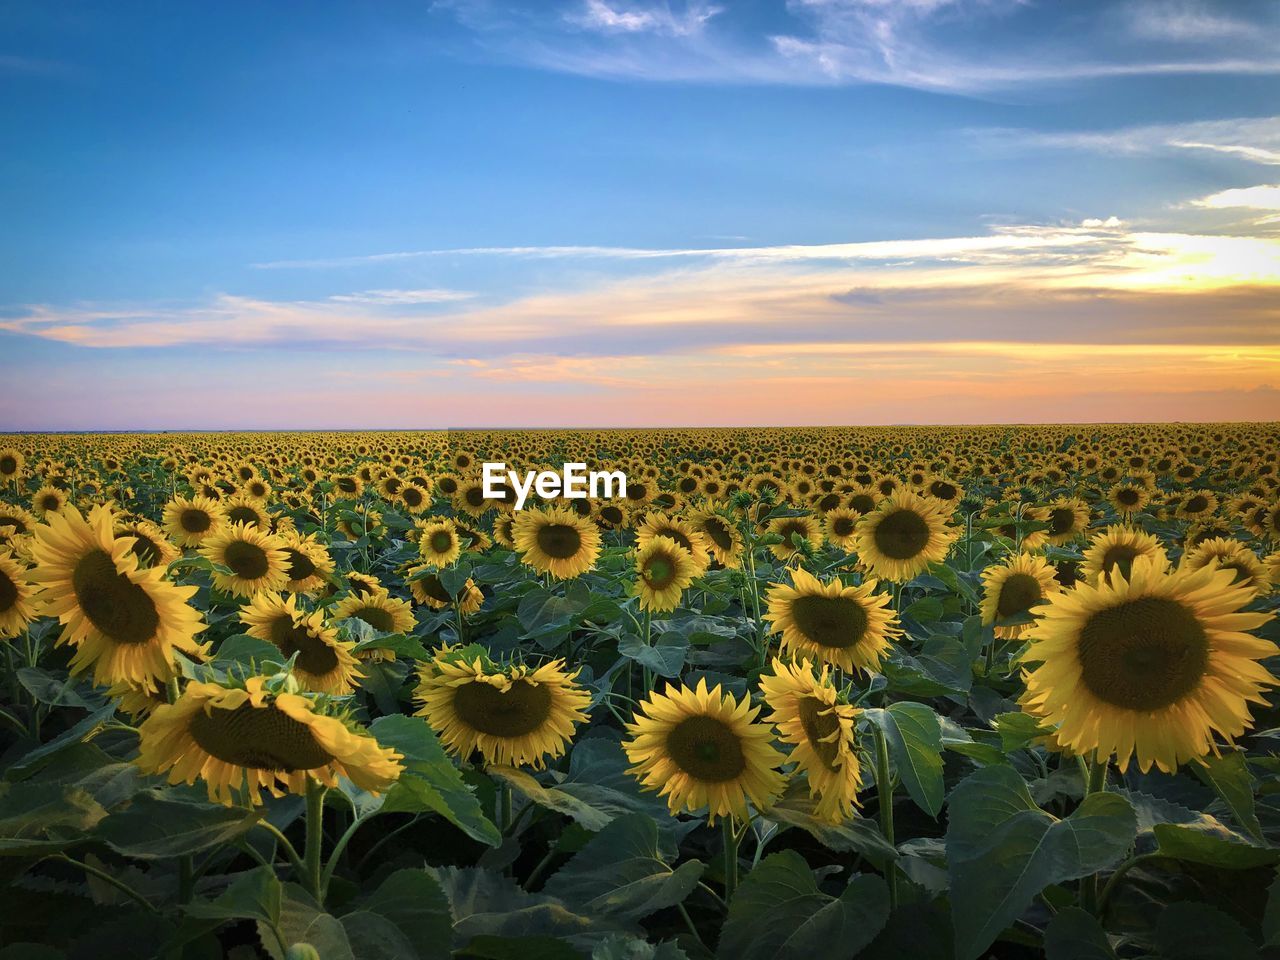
{"left": 189, "top": 701, "right": 334, "bottom": 770}
{"left": 285, "top": 549, "right": 317, "bottom": 581}
{"left": 352, "top": 605, "right": 395, "bottom": 632}
{"left": 224, "top": 540, "right": 270, "bottom": 580}
{"left": 180, "top": 509, "right": 211, "bottom": 534}
{"left": 996, "top": 572, "right": 1043, "bottom": 618}
{"left": 798, "top": 696, "right": 843, "bottom": 771}
{"left": 790, "top": 594, "right": 869, "bottom": 649}
{"left": 1078, "top": 597, "right": 1209, "bottom": 711}
{"left": 0, "top": 568, "right": 18, "bottom": 612}
{"left": 872, "top": 509, "right": 930, "bottom": 560}
{"left": 536, "top": 523, "right": 582, "bottom": 559}
{"left": 666, "top": 714, "right": 747, "bottom": 782}
{"left": 452, "top": 678, "right": 552, "bottom": 737}
{"left": 269, "top": 617, "right": 339, "bottom": 675}
{"left": 72, "top": 549, "right": 159, "bottom": 645}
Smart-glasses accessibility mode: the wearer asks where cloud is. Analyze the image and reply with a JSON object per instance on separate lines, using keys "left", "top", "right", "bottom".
{"left": 1124, "top": 1, "right": 1253, "bottom": 41}
{"left": 1191, "top": 184, "right": 1280, "bottom": 210}
{"left": 326, "top": 288, "right": 476, "bottom": 304}
{"left": 566, "top": 0, "right": 722, "bottom": 36}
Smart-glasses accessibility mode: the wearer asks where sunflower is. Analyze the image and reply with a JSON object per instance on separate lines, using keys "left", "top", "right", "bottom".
{"left": 399, "top": 482, "right": 431, "bottom": 514}
{"left": 105, "top": 680, "right": 169, "bottom": 720}
{"left": 407, "top": 566, "right": 484, "bottom": 613}
{"left": 636, "top": 512, "right": 711, "bottom": 573}
{"left": 136, "top": 675, "right": 402, "bottom": 806}
{"left": 0, "top": 550, "right": 37, "bottom": 638}
{"left": 162, "top": 495, "right": 227, "bottom": 548}
{"left": 31, "top": 485, "right": 68, "bottom": 517}
{"left": 1081, "top": 525, "right": 1168, "bottom": 586}
{"left": 279, "top": 530, "right": 334, "bottom": 595}
{"left": 1108, "top": 483, "right": 1149, "bottom": 518}
{"left": 634, "top": 536, "right": 697, "bottom": 613}
{"left": 1182, "top": 537, "right": 1269, "bottom": 595}
{"left": 1020, "top": 557, "right": 1277, "bottom": 774}
{"left": 199, "top": 523, "right": 290, "bottom": 597}
{"left": 222, "top": 493, "right": 270, "bottom": 530}
{"left": 979, "top": 553, "right": 1062, "bottom": 640}
{"left": 1043, "top": 497, "right": 1091, "bottom": 546}
{"left": 823, "top": 507, "right": 860, "bottom": 551}
{"left": 687, "top": 508, "right": 744, "bottom": 569}
{"left": 330, "top": 590, "right": 417, "bottom": 635}
{"left": 453, "top": 476, "right": 494, "bottom": 517}
{"left": 852, "top": 490, "right": 957, "bottom": 583}
{"left": 492, "top": 514, "right": 517, "bottom": 550}
{"left": 415, "top": 653, "right": 590, "bottom": 768}
{"left": 766, "top": 514, "right": 824, "bottom": 563}
{"left": 763, "top": 567, "right": 900, "bottom": 674}
{"left": 417, "top": 518, "right": 463, "bottom": 568}
{"left": 0, "top": 448, "right": 24, "bottom": 482}
{"left": 239, "top": 592, "right": 362, "bottom": 694}
{"left": 0, "top": 504, "right": 36, "bottom": 540}
{"left": 114, "top": 519, "right": 180, "bottom": 569}
{"left": 624, "top": 678, "right": 786, "bottom": 823}
{"left": 28, "top": 505, "right": 206, "bottom": 691}
{"left": 1176, "top": 490, "right": 1219, "bottom": 521}
{"left": 513, "top": 507, "right": 601, "bottom": 580}
{"left": 759, "top": 658, "right": 862, "bottom": 823}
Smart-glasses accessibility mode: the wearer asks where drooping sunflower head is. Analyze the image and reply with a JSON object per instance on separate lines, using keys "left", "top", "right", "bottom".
{"left": 636, "top": 512, "right": 711, "bottom": 573}
{"left": 624, "top": 678, "right": 786, "bottom": 823}
{"left": 1021, "top": 556, "right": 1277, "bottom": 774}
{"left": 513, "top": 507, "right": 601, "bottom": 580}
{"left": 330, "top": 589, "right": 417, "bottom": 636}
{"left": 29, "top": 505, "right": 207, "bottom": 691}
{"left": 415, "top": 651, "right": 591, "bottom": 769}
{"left": 0, "top": 550, "right": 38, "bottom": 639}
{"left": 1043, "top": 497, "right": 1091, "bottom": 546}
{"left": 766, "top": 514, "right": 823, "bottom": 563}
{"left": 162, "top": 495, "right": 228, "bottom": 548}
{"left": 979, "top": 552, "right": 1062, "bottom": 639}
{"left": 853, "top": 490, "right": 958, "bottom": 583}
{"left": 763, "top": 567, "right": 901, "bottom": 675}
{"left": 759, "top": 658, "right": 862, "bottom": 823}
{"left": 199, "top": 522, "right": 290, "bottom": 598}
{"left": 239, "top": 592, "right": 363, "bottom": 695}
{"left": 407, "top": 565, "right": 484, "bottom": 614}
{"left": 1182, "top": 537, "right": 1269, "bottom": 596}
{"left": 1081, "top": 524, "right": 1169, "bottom": 586}
{"left": 114, "top": 519, "right": 180, "bottom": 570}
{"left": 136, "top": 675, "right": 402, "bottom": 805}
{"left": 633, "top": 535, "right": 697, "bottom": 613}
{"left": 687, "top": 508, "right": 744, "bottom": 569}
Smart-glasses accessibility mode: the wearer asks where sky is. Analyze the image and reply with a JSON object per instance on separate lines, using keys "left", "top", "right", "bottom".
{"left": 1, "top": 0, "right": 1279, "bottom": 430}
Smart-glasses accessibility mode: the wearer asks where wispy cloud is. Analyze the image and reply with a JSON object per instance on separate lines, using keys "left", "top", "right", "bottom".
{"left": 325, "top": 288, "right": 476, "bottom": 304}
{"left": 1191, "top": 184, "right": 1280, "bottom": 210}
{"left": 566, "top": 0, "right": 722, "bottom": 36}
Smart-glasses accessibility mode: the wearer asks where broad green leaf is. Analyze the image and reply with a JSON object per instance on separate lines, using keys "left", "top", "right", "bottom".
{"left": 487, "top": 765, "right": 613, "bottom": 832}
{"left": 259, "top": 886, "right": 354, "bottom": 960}
{"left": 764, "top": 784, "right": 898, "bottom": 869}
{"left": 1152, "top": 819, "right": 1280, "bottom": 869}
{"left": 1043, "top": 907, "right": 1117, "bottom": 960}
{"left": 6, "top": 705, "right": 117, "bottom": 780}
{"left": 16, "top": 668, "right": 104, "bottom": 709}
{"left": 96, "top": 793, "right": 257, "bottom": 858}
{"left": 1154, "top": 902, "right": 1258, "bottom": 960}
{"left": 354, "top": 868, "right": 452, "bottom": 960}
{"left": 864, "top": 702, "right": 945, "bottom": 816}
{"left": 992, "top": 711, "right": 1051, "bottom": 753}
{"left": 716, "top": 851, "right": 889, "bottom": 960}
{"left": 370, "top": 714, "right": 501, "bottom": 846}
{"left": 457, "top": 936, "right": 586, "bottom": 959}
{"left": 1263, "top": 870, "right": 1280, "bottom": 947}
{"left": 544, "top": 813, "right": 704, "bottom": 922}
{"left": 617, "top": 631, "right": 688, "bottom": 678}
{"left": 592, "top": 936, "right": 689, "bottom": 960}
{"left": 186, "top": 866, "right": 282, "bottom": 926}
{"left": 946, "top": 766, "right": 1136, "bottom": 960}
{"left": 338, "top": 912, "right": 419, "bottom": 960}
{"left": 213, "top": 633, "right": 284, "bottom": 666}
{"left": 1192, "top": 751, "right": 1263, "bottom": 842}
{"left": 0, "top": 782, "right": 107, "bottom": 842}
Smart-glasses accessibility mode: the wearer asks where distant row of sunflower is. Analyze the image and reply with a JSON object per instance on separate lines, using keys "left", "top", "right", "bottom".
{"left": 0, "top": 423, "right": 1278, "bottom": 827}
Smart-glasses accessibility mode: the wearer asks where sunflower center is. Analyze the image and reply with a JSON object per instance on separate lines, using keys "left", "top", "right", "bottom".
{"left": 352, "top": 605, "right": 395, "bottom": 632}
{"left": 224, "top": 540, "right": 270, "bottom": 581}
{"left": 0, "top": 568, "right": 17, "bottom": 612}
{"left": 285, "top": 549, "right": 316, "bottom": 581}
{"left": 0, "top": 456, "right": 16, "bottom": 474}
{"left": 0, "top": 516, "right": 27, "bottom": 535}
{"left": 40, "top": 494, "right": 61, "bottom": 511}
{"left": 128, "top": 534, "right": 162, "bottom": 567}
{"left": 417, "top": 574, "right": 452, "bottom": 604}
{"left": 1185, "top": 495, "right": 1209, "bottom": 513}
{"left": 536, "top": 523, "right": 582, "bottom": 559}
{"left": 269, "top": 617, "right": 339, "bottom": 675}
{"left": 452, "top": 679, "right": 553, "bottom": 737}
{"left": 1100, "top": 545, "right": 1140, "bottom": 580}
{"left": 872, "top": 509, "right": 930, "bottom": 560}
{"left": 666, "top": 715, "right": 747, "bottom": 782}
{"left": 996, "top": 572, "right": 1043, "bottom": 618}
{"left": 228, "top": 506, "right": 259, "bottom": 526}
{"left": 403, "top": 488, "right": 424, "bottom": 507}
{"left": 797, "top": 696, "right": 843, "bottom": 771}
{"left": 1049, "top": 508, "right": 1077, "bottom": 535}
{"left": 180, "top": 509, "right": 211, "bottom": 534}
{"left": 72, "top": 549, "right": 159, "bottom": 645}
{"left": 1117, "top": 489, "right": 1140, "bottom": 506}
{"left": 429, "top": 531, "right": 454, "bottom": 554}
{"left": 849, "top": 494, "right": 876, "bottom": 514}
{"left": 831, "top": 517, "right": 855, "bottom": 537}
{"left": 644, "top": 554, "right": 678, "bottom": 590}
{"left": 1077, "top": 597, "right": 1209, "bottom": 711}
{"left": 790, "top": 595, "right": 868, "bottom": 649}
{"left": 702, "top": 518, "right": 733, "bottom": 551}
{"left": 931, "top": 481, "right": 957, "bottom": 500}
{"left": 189, "top": 701, "right": 335, "bottom": 770}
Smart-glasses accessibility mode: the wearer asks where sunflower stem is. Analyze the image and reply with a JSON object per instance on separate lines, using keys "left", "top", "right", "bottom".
{"left": 1079, "top": 753, "right": 1109, "bottom": 914}
{"left": 721, "top": 816, "right": 740, "bottom": 903}
{"left": 51, "top": 854, "right": 158, "bottom": 914}
{"left": 304, "top": 778, "right": 327, "bottom": 903}
{"left": 872, "top": 723, "right": 898, "bottom": 910}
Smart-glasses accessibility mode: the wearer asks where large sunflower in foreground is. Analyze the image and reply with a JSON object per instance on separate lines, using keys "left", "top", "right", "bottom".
{"left": 634, "top": 536, "right": 697, "bottom": 613}
{"left": 1080, "top": 525, "right": 1168, "bottom": 586}
{"left": 162, "top": 495, "right": 227, "bottom": 548}
{"left": 759, "top": 658, "right": 862, "bottom": 823}
{"left": 1020, "top": 557, "right": 1277, "bottom": 774}
{"left": 764, "top": 567, "right": 900, "bottom": 674}
{"left": 513, "top": 507, "right": 601, "bottom": 580}
{"left": 199, "top": 522, "right": 290, "bottom": 597}
{"left": 979, "top": 552, "right": 1062, "bottom": 640}
{"left": 239, "top": 593, "right": 362, "bottom": 695}
{"left": 624, "top": 678, "right": 786, "bottom": 823}
{"left": 415, "top": 653, "right": 590, "bottom": 768}
{"left": 852, "top": 490, "right": 957, "bottom": 582}
{"left": 136, "top": 675, "right": 402, "bottom": 805}
{"left": 29, "top": 505, "right": 206, "bottom": 691}
{"left": 0, "top": 551, "right": 37, "bottom": 638}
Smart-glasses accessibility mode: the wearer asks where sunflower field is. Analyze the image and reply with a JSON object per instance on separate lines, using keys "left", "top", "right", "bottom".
{"left": 2, "top": 424, "right": 1280, "bottom": 960}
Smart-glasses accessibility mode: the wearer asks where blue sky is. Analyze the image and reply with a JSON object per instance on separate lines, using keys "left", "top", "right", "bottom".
{"left": 2, "top": 0, "right": 1278, "bottom": 428}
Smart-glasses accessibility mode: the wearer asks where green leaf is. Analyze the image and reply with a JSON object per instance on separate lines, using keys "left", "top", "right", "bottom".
{"left": 351, "top": 633, "right": 430, "bottom": 661}
{"left": 0, "top": 782, "right": 107, "bottom": 842}
{"left": 354, "top": 868, "right": 452, "bottom": 960}
{"left": 16, "top": 668, "right": 104, "bottom": 709}
{"left": 369, "top": 714, "right": 501, "bottom": 846}
{"left": 1263, "top": 870, "right": 1280, "bottom": 947}
{"left": 992, "top": 712, "right": 1051, "bottom": 753}
{"left": 214, "top": 633, "right": 285, "bottom": 666}
{"left": 591, "top": 937, "right": 689, "bottom": 960}
{"left": 457, "top": 936, "right": 587, "bottom": 960}
{"left": 1154, "top": 902, "right": 1259, "bottom": 960}
{"left": 96, "top": 793, "right": 257, "bottom": 858}
{"left": 544, "top": 814, "right": 704, "bottom": 922}
{"left": 717, "top": 852, "right": 888, "bottom": 960}
{"left": 6, "top": 705, "right": 117, "bottom": 780}
{"left": 617, "top": 631, "right": 688, "bottom": 678}
{"left": 1152, "top": 820, "right": 1280, "bottom": 869}
{"left": 764, "top": 784, "right": 898, "bottom": 869}
{"left": 864, "top": 702, "right": 945, "bottom": 816}
{"left": 186, "top": 866, "right": 282, "bottom": 926}
{"left": 338, "top": 912, "right": 419, "bottom": 960}
{"left": 259, "top": 886, "right": 354, "bottom": 960}
{"left": 903, "top": 596, "right": 943, "bottom": 623}
{"left": 487, "top": 765, "right": 613, "bottom": 832}
{"left": 946, "top": 766, "right": 1136, "bottom": 960}
{"left": 1043, "top": 907, "right": 1117, "bottom": 960}
{"left": 1192, "top": 750, "right": 1263, "bottom": 842}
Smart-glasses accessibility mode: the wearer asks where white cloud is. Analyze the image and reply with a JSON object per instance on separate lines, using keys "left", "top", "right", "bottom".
{"left": 567, "top": 0, "right": 722, "bottom": 36}
{"left": 326, "top": 288, "right": 475, "bottom": 304}
{"left": 1191, "top": 184, "right": 1280, "bottom": 210}
{"left": 1125, "top": 1, "right": 1253, "bottom": 41}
